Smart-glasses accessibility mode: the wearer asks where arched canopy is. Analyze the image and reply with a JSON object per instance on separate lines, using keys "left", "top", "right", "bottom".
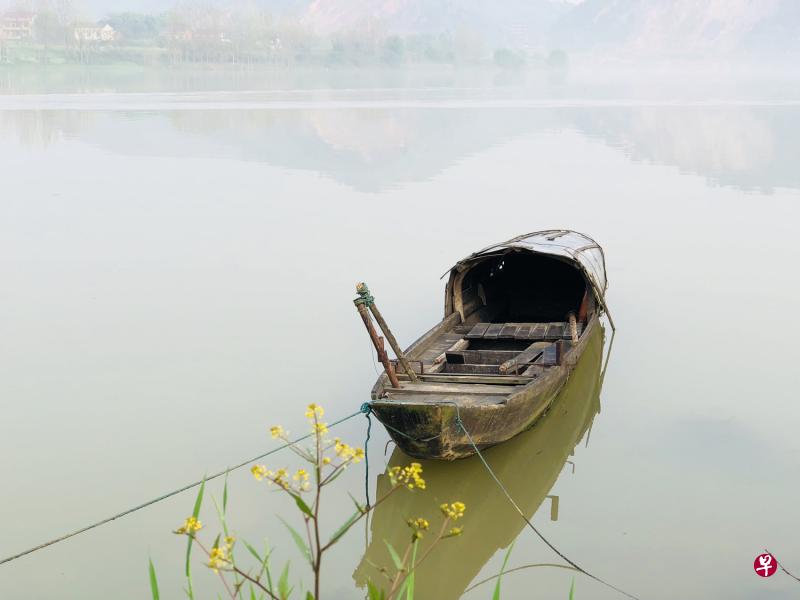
{"left": 444, "top": 230, "right": 609, "bottom": 323}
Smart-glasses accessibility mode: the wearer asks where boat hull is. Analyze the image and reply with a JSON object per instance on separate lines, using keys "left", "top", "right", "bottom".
{"left": 370, "top": 315, "right": 600, "bottom": 460}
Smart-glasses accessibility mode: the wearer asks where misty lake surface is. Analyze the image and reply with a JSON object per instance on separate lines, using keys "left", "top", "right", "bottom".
{"left": 1, "top": 67, "right": 799, "bottom": 600}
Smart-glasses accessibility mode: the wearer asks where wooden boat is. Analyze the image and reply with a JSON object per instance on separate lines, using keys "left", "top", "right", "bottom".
{"left": 355, "top": 323, "right": 605, "bottom": 598}
{"left": 369, "top": 229, "right": 611, "bottom": 460}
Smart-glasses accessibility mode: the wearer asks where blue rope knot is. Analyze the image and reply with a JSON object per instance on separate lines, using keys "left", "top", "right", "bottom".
{"left": 360, "top": 401, "right": 372, "bottom": 414}
{"left": 353, "top": 282, "right": 375, "bottom": 307}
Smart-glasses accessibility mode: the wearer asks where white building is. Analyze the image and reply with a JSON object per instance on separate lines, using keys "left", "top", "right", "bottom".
{"left": 74, "top": 24, "right": 117, "bottom": 42}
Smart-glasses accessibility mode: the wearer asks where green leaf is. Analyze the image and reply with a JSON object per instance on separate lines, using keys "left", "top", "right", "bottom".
{"left": 347, "top": 492, "right": 366, "bottom": 514}
{"left": 405, "top": 541, "right": 419, "bottom": 600}
{"left": 367, "top": 581, "right": 386, "bottom": 600}
{"left": 249, "top": 584, "right": 257, "bottom": 600}
{"left": 263, "top": 542, "right": 275, "bottom": 594}
{"left": 280, "top": 518, "right": 312, "bottom": 566}
{"left": 290, "top": 493, "right": 315, "bottom": 519}
{"left": 493, "top": 541, "right": 515, "bottom": 600}
{"left": 395, "top": 540, "right": 418, "bottom": 599}
{"left": 185, "top": 478, "right": 206, "bottom": 600}
{"left": 148, "top": 558, "right": 160, "bottom": 600}
{"left": 305, "top": 592, "right": 314, "bottom": 600}
{"left": 243, "top": 541, "right": 263, "bottom": 564}
{"left": 278, "top": 562, "right": 292, "bottom": 600}
{"left": 383, "top": 540, "right": 403, "bottom": 571}
{"left": 212, "top": 498, "right": 228, "bottom": 535}
{"left": 568, "top": 577, "right": 575, "bottom": 600}
{"left": 223, "top": 472, "right": 229, "bottom": 514}
{"left": 327, "top": 509, "right": 362, "bottom": 547}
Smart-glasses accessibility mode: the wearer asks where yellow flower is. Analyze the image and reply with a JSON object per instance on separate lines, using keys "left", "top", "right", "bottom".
{"left": 224, "top": 536, "right": 236, "bottom": 546}
{"left": 175, "top": 516, "right": 202, "bottom": 534}
{"left": 322, "top": 457, "right": 332, "bottom": 465}
{"left": 409, "top": 517, "right": 429, "bottom": 530}
{"left": 314, "top": 422, "right": 329, "bottom": 435}
{"left": 251, "top": 465, "right": 271, "bottom": 481}
{"left": 268, "top": 468, "right": 290, "bottom": 489}
{"left": 388, "top": 463, "right": 426, "bottom": 490}
{"left": 446, "top": 526, "right": 463, "bottom": 537}
{"left": 305, "top": 403, "right": 325, "bottom": 419}
{"left": 335, "top": 440, "right": 355, "bottom": 460}
{"left": 207, "top": 545, "right": 228, "bottom": 573}
{"left": 407, "top": 516, "right": 429, "bottom": 540}
{"left": 270, "top": 425, "right": 286, "bottom": 439}
{"left": 293, "top": 468, "right": 309, "bottom": 482}
{"left": 352, "top": 447, "right": 365, "bottom": 463}
{"left": 439, "top": 502, "right": 466, "bottom": 520}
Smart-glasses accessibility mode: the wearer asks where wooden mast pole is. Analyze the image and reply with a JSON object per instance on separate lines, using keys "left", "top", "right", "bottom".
{"left": 354, "top": 293, "right": 400, "bottom": 388}
{"left": 356, "top": 282, "right": 419, "bottom": 382}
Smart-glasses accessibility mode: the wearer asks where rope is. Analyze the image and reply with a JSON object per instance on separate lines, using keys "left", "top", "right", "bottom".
{"left": 451, "top": 406, "right": 641, "bottom": 600}
{"left": 0, "top": 406, "right": 370, "bottom": 567}
{"left": 362, "top": 403, "right": 373, "bottom": 508}
{"left": 354, "top": 282, "right": 375, "bottom": 307}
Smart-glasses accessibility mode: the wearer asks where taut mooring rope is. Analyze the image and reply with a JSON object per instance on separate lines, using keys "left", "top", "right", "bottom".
{"left": 0, "top": 406, "right": 370, "bottom": 567}
{"left": 361, "top": 399, "right": 639, "bottom": 599}
{"left": 451, "top": 405, "right": 641, "bottom": 600}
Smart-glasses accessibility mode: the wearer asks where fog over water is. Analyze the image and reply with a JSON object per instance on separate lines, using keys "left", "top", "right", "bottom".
{"left": 1, "top": 62, "right": 799, "bottom": 599}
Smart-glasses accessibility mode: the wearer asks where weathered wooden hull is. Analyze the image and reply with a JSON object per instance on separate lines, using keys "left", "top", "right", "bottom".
{"left": 370, "top": 315, "right": 600, "bottom": 460}
{"left": 355, "top": 324, "right": 604, "bottom": 598}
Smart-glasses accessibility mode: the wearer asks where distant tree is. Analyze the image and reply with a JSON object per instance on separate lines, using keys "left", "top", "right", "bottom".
{"left": 33, "top": 10, "right": 65, "bottom": 45}
{"left": 33, "top": 0, "right": 78, "bottom": 46}
{"left": 493, "top": 48, "right": 526, "bottom": 68}
{"left": 381, "top": 35, "right": 404, "bottom": 65}
{"left": 546, "top": 49, "right": 568, "bottom": 69}
{"left": 453, "top": 28, "right": 484, "bottom": 64}
{"left": 105, "top": 12, "right": 162, "bottom": 41}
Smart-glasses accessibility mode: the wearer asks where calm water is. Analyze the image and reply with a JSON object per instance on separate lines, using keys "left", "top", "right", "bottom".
{"left": 1, "top": 68, "right": 799, "bottom": 600}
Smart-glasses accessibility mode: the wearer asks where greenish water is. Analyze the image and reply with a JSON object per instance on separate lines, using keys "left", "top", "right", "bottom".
{"left": 0, "top": 67, "right": 799, "bottom": 599}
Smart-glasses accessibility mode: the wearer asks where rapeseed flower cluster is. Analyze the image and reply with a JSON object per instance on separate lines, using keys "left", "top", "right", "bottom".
{"left": 174, "top": 516, "right": 202, "bottom": 535}
{"left": 305, "top": 403, "right": 324, "bottom": 419}
{"left": 250, "top": 465, "right": 300, "bottom": 491}
{"left": 388, "top": 462, "right": 426, "bottom": 490}
{"left": 334, "top": 438, "right": 365, "bottom": 464}
{"left": 208, "top": 536, "right": 236, "bottom": 573}
{"left": 305, "top": 403, "right": 329, "bottom": 435}
{"left": 406, "top": 517, "right": 430, "bottom": 540}
{"left": 439, "top": 501, "right": 466, "bottom": 520}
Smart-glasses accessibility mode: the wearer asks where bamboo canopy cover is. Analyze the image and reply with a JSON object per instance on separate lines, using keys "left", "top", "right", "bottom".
{"left": 443, "top": 229, "right": 609, "bottom": 321}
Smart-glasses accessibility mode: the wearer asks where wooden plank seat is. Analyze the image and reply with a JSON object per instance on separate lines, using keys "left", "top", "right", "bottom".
{"left": 445, "top": 350, "right": 520, "bottom": 365}
{"left": 466, "top": 321, "right": 582, "bottom": 341}
{"left": 498, "top": 341, "right": 550, "bottom": 374}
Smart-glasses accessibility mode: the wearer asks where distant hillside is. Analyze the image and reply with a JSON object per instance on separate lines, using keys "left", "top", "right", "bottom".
{"left": 302, "top": 0, "right": 800, "bottom": 57}
{"left": 302, "top": 0, "right": 570, "bottom": 47}
{"left": 548, "top": 0, "right": 799, "bottom": 57}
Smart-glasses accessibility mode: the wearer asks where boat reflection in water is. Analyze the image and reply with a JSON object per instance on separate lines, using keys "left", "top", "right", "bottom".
{"left": 353, "top": 324, "right": 608, "bottom": 599}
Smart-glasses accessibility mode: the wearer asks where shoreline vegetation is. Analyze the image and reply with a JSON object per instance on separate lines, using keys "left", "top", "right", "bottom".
{"left": 0, "top": 8, "right": 567, "bottom": 70}
{"left": 0, "top": 40, "right": 566, "bottom": 70}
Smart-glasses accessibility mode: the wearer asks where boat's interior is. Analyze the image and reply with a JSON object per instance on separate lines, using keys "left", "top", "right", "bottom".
{"left": 383, "top": 250, "right": 597, "bottom": 395}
